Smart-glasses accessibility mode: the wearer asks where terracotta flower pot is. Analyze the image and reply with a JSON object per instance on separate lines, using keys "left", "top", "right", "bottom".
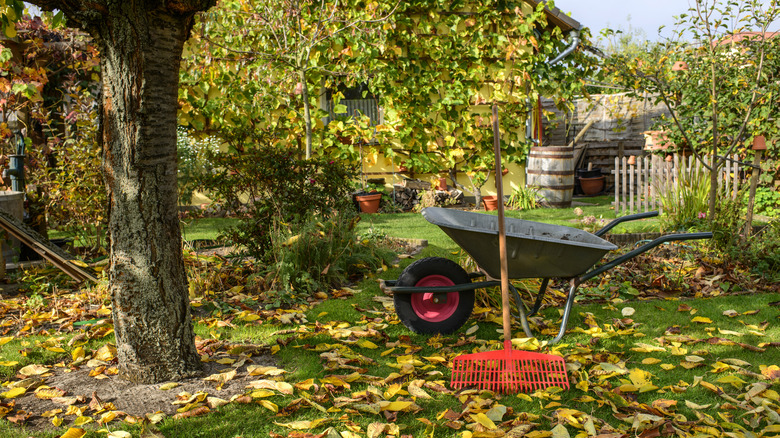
{"left": 436, "top": 177, "right": 447, "bottom": 191}
{"left": 356, "top": 193, "right": 382, "bottom": 213}
{"left": 482, "top": 195, "right": 499, "bottom": 211}
{"left": 579, "top": 176, "right": 605, "bottom": 196}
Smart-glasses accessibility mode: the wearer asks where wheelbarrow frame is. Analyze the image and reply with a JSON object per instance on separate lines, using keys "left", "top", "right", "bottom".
{"left": 381, "top": 210, "right": 712, "bottom": 344}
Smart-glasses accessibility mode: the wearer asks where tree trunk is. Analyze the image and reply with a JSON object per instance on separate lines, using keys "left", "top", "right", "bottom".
{"left": 95, "top": 7, "right": 202, "bottom": 383}
{"left": 26, "top": 1, "right": 216, "bottom": 383}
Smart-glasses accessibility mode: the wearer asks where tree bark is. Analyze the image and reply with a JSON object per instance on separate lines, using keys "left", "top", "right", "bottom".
{"left": 28, "top": 0, "right": 216, "bottom": 383}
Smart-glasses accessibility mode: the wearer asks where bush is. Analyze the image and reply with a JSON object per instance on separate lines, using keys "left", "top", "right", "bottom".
{"left": 507, "top": 186, "right": 540, "bottom": 210}
{"left": 744, "top": 186, "right": 780, "bottom": 218}
{"left": 713, "top": 196, "right": 780, "bottom": 280}
{"left": 199, "top": 145, "right": 357, "bottom": 261}
{"left": 654, "top": 163, "right": 710, "bottom": 230}
{"left": 264, "top": 211, "right": 395, "bottom": 305}
{"left": 33, "top": 89, "right": 107, "bottom": 255}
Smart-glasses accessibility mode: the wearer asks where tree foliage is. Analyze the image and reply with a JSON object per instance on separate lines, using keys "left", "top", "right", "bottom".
{"left": 368, "top": 0, "right": 598, "bottom": 200}
{"left": 0, "top": 16, "right": 105, "bottom": 251}
{"left": 602, "top": 0, "right": 780, "bottom": 219}
{"left": 179, "top": 0, "right": 395, "bottom": 159}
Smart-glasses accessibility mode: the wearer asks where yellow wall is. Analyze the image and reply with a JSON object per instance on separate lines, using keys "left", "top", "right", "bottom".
{"left": 359, "top": 152, "right": 527, "bottom": 198}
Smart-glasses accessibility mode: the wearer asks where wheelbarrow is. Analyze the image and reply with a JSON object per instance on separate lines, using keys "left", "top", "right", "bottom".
{"left": 381, "top": 207, "right": 712, "bottom": 345}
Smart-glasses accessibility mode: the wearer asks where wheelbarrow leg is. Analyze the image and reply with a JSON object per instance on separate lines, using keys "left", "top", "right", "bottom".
{"left": 511, "top": 278, "right": 576, "bottom": 345}
{"left": 509, "top": 278, "right": 548, "bottom": 320}
{"left": 509, "top": 283, "right": 534, "bottom": 338}
{"left": 509, "top": 278, "right": 568, "bottom": 345}
{"left": 549, "top": 279, "right": 580, "bottom": 345}
{"left": 528, "top": 278, "right": 549, "bottom": 317}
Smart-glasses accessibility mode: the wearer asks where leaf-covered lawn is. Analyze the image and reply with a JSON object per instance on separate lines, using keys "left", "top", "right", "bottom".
{"left": 1, "top": 219, "right": 779, "bottom": 437}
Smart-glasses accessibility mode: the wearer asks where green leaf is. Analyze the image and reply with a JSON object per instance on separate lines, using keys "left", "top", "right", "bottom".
{"left": 0, "top": 47, "right": 12, "bottom": 63}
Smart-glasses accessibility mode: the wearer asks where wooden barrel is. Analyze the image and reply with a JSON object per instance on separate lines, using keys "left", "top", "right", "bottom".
{"left": 526, "top": 146, "right": 574, "bottom": 208}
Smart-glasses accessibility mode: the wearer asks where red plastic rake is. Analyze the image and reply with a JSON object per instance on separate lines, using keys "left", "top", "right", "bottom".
{"left": 451, "top": 340, "right": 569, "bottom": 392}
{"left": 450, "top": 105, "right": 569, "bottom": 393}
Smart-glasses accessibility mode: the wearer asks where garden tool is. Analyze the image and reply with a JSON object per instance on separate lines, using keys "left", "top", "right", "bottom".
{"left": 450, "top": 104, "right": 569, "bottom": 393}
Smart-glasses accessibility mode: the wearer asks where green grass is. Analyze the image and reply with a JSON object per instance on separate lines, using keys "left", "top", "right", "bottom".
{"left": 180, "top": 217, "right": 236, "bottom": 242}
{"left": 2, "top": 247, "right": 778, "bottom": 437}
{"left": 160, "top": 263, "right": 780, "bottom": 437}
{"left": 5, "top": 202, "right": 779, "bottom": 437}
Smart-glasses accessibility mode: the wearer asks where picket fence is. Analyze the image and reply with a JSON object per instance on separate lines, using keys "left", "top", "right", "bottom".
{"left": 612, "top": 154, "right": 741, "bottom": 214}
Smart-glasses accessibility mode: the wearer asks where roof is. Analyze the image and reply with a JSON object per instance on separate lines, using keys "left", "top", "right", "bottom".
{"left": 717, "top": 31, "right": 779, "bottom": 46}
{"left": 526, "top": 0, "right": 581, "bottom": 32}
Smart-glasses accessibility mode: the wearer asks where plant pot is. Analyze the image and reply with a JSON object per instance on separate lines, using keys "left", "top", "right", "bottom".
{"left": 482, "top": 195, "right": 499, "bottom": 211}
{"left": 579, "top": 176, "right": 605, "bottom": 196}
{"left": 436, "top": 177, "right": 447, "bottom": 191}
{"left": 576, "top": 168, "right": 601, "bottom": 179}
{"left": 355, "top": 192, "right": 382, "bottom": 213}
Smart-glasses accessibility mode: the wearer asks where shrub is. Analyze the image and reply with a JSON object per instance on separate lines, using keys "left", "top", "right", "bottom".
{"left": 744, "top": 186, "right": 780, "bottom": 218}
{"left": 654, "top": 162, "right": 710, "bottom": 230}
{"left": 198, "top": 145, "right": 357, "bottom": 261}
{"left": 265, "top": 211, "right": 395, "bottom": 305}
{"left": 713, "top": 196, "right": 780, "bottom": 280}
{"left": 33, "top": 89, "right": 107, "bottom": 255}
{"left": 507, "top": 186, "right": 540, "bottom": 210}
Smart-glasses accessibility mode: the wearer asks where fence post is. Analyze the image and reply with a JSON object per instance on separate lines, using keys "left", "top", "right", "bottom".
{"left": 614, "top": 156, "right": 620, "bottom": 213}
{"left": 622, "top": 156, "right": 628, "bottom": 214}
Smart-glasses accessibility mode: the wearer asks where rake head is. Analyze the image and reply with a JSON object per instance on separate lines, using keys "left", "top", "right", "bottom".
{"left": 451, "top": 341, "right": 569, "bottom": 393}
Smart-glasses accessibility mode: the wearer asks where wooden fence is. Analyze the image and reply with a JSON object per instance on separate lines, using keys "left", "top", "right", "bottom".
{"left": 612, "top": 154, "right": 741, "bottom": 214}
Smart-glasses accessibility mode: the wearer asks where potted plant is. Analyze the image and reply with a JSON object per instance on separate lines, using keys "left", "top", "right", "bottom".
{"left": 354, "top": 180, "right": 384, "bottom": 214}
{"left": 355, "top": 191, "right": 382, "bottom": 213}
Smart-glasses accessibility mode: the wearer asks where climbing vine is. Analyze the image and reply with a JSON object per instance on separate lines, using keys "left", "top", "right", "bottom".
{"left": 180, "top": 0, "right": 599, "bottom": 189}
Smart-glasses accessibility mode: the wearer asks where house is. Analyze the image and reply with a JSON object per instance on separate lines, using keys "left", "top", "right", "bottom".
{"left": 324, "top": 0, "right": 585, "bottom": 207}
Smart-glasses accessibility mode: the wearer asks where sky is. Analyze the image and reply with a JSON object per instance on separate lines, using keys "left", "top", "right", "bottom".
{"left": 554, "top": 0, "right": 778, "bottom": 43}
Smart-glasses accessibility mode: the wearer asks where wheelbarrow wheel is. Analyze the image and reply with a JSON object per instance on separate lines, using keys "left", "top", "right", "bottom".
{"left": 394, "top": 257, "right": 474, "bottom": 334}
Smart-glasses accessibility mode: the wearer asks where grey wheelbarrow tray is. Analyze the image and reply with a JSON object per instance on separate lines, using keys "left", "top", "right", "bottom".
{"left": 382, "top": 207, "right": 712, "bottom": 344}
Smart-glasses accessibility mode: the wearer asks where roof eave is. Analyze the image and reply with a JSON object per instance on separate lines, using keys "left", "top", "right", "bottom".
{"left": 525, "top": 0, "right": 581, "bottom": 32}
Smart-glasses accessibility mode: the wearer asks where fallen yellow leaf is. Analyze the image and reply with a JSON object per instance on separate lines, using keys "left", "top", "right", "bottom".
{"left": 3, "top": 387, "right": 27, "bottom": 399}
{"left": 59, "top": 427, "right": 86, "bottom": 438}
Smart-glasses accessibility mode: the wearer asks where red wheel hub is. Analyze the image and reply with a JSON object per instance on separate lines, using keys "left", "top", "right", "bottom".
{"left": 411, "top": 275, "right": 459, "bottom": 322}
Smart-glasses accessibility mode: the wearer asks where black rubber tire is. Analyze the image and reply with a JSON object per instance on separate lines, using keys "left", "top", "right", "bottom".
{"left": 393, "top": 257, "right": 474, "bottom": 334}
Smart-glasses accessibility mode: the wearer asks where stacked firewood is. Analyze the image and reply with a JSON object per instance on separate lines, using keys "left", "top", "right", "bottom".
{"left": 392, "top": 179, "right": 464, "bottom": 211}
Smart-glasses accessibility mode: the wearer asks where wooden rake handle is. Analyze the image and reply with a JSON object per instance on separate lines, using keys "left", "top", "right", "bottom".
{"left": 492, "top": 104, "right": 512, "bottom": 345}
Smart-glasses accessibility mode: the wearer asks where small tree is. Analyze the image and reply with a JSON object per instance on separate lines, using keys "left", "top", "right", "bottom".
{"left": 180, "top": 0, "right": 397, "bottom": 159}
{"left": 603, "top": 0, "right": 780, "bottom": 221}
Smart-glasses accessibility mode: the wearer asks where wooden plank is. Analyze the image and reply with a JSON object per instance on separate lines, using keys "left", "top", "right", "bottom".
{"left": 0, "top": 210, "right": 97, "bottom": 283}
{"left": 621, "top": 156, "right": 627, "bottom": 213}
{"left": 731, "top": 154, "right": 741, "bottom": 199}
{"left": 613, "top": 157, "right": 619, "bottom": 213}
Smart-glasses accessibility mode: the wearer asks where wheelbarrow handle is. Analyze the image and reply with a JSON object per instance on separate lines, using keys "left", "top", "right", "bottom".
{"left": 594, "top": 211, "right": 660, "bottom": 237}
{"left": 580, "top": 231, "right": 712, "bottom": 283}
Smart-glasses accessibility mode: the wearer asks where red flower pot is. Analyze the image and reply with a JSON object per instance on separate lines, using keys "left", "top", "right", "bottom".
{"left": 482, "top": 195, "right": 499, "bottom": 211}
{"left": 356, "top": 193, "right": 382, "bottom": 213}
{"left": 579, "top": 176, "right": 605, "bottom": 196}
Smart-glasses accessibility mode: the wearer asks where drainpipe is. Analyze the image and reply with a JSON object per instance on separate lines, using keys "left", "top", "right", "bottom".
{"left": 8, "top": 133, "right": 25, "bottom": 193}
{"left": 549, "top": 30, "right": 580, "bottom": 66}
{"left": 526, "top": 29, "right": 581, "bottom": 144}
